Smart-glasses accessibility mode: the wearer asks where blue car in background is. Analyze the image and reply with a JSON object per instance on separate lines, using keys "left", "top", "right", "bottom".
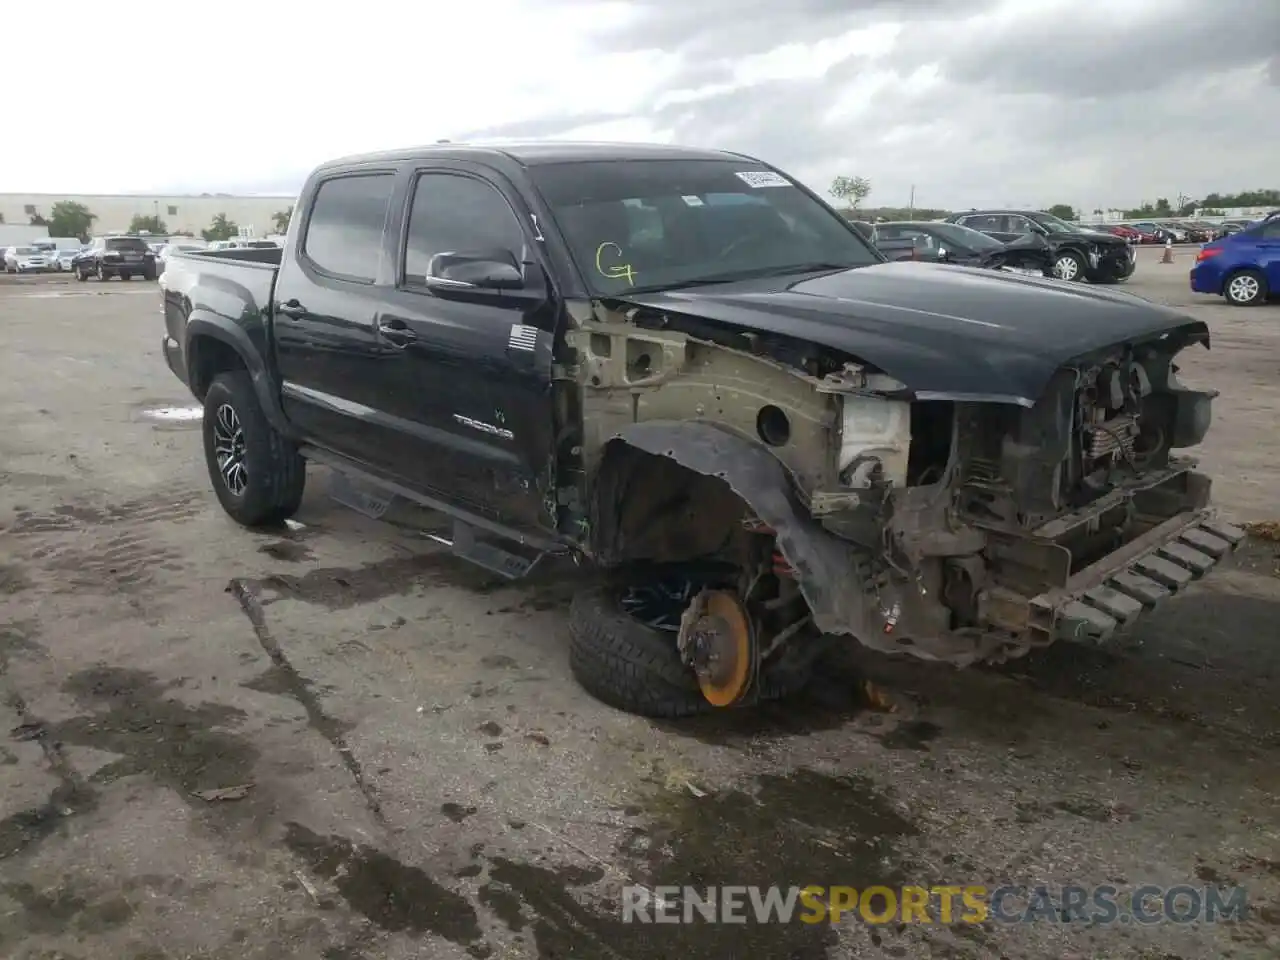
{"left": 1190, "top": 211, "right": 1280, "bottom": 306}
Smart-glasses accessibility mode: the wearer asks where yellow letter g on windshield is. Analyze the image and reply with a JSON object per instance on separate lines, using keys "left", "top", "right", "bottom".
{"left": 595, "top": 242, "right": 637, "bottom": 286}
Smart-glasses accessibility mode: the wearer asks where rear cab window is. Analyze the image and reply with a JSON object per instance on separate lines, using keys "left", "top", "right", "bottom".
{"left": 302, "top": 173, "right": 396, "bottom": 281}
{"left": 105, "top": 238, "right": 149, "bottom": 252}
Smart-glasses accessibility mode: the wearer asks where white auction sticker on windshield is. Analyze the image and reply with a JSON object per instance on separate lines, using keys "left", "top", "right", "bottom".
{"left": 681, "top": 195, "right": 704, "bottom": 206}
{"left": 735, "top": 170, "right": 791, "bottom": 188}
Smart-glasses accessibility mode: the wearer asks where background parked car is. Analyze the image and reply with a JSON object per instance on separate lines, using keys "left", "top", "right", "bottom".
{"left": 1127, "top": 221, "right": 1179, "bottom": 243}
{"left": 72, "top": 235, "right": 158, "bottom": 281}
{"left": 945, "top": 209, "right": 1135, "bottom": 282}
{"left": 1169, "top": 220, "right": 1212, "bottom": 243}
{"left": 873, "top": 220, "right": 1053, "bottom": 275}
{"left": 156, "top": 241, "right": 208, "bottom": 275}
{"left": 1105, "top": 225, "right": 1143, "bottom": 242}
{"left": 3, "top": 245, "right": 52, "bottom": 273}
{"left": 51, "top": 247, "right": 82, "bottom": 271}
{"left": 1191, "top": 212, "right": 1280, "bottom": 306}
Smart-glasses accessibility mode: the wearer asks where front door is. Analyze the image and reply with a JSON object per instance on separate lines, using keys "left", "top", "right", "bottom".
{"left": 374, "top": 166, "right": 559, "bottom": 533}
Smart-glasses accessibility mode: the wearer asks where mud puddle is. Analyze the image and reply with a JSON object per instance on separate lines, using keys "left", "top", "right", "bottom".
{"left": 48, "top": 666, "right": 260, "bottom": 804}
{"left": 480, "top": 767, "right": 920, "bottom": 959}
{"left": 283, "top": 823, "right": 485, "bottom": 948}
{"left": 4, "top": 490, "right": 205, "bottom": 536}
{"left": 249, "top": 553, "right": 505, "bottom": 610}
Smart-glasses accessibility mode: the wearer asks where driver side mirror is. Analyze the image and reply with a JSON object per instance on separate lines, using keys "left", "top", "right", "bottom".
{"left": 1028, "top": 223, "right": 1049, "bottom": 236}
{"left": 426, "top": 249, "right": 543, "bottom": 302}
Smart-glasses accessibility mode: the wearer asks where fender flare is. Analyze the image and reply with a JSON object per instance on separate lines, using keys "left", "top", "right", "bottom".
{"left": 185, "top": 313, "right": 292, "bottom": 436}
{"left": 603, "top": 420, "right": 878, "bottom": 639}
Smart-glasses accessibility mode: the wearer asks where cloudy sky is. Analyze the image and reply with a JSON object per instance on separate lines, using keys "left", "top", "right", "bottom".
{"left": 4, "top": 0, "right": 1276, "bottom": 211}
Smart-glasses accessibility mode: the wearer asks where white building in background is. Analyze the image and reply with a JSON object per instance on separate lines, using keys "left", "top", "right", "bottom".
{"left": 0, "top": 193, "right": 297, "bottom": 237}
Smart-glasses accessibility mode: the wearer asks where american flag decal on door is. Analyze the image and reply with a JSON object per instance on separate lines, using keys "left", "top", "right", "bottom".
{"left": 508, "top": 324, "right": 539, "bottom": 352}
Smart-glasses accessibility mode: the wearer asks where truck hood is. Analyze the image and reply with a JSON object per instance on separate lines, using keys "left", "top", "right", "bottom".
{"left": 611, "top": 261, "right": 1209, "bottom": 406}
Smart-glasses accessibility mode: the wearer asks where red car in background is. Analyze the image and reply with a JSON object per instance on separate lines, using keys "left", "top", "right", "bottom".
{"left": 1105, "top": 225, "right": 1143, "bottom": 242}
{"left": 1116, "top": 224, "right": 1161, "bottom": 243}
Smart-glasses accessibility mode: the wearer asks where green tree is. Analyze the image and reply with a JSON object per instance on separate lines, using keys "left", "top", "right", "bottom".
{"left": 128, "top": 214, "right": 168, "bottom": 235}
{"left": 829, "top": 175, "right": 872, "bottom": 209}
{"left": 1046, "top": 204, "right": 1076, "bottom": 220}
{"left": 1201, "top": 189, "right": 1280, "bottom": 208}
{"left": 201, "top": 213, "right": 239, "bottom": 242}
{"left": 272, "top": 207, "right": 293, "bottom": 233}
{"left": 47, "top": 201, "right": 97, "bottom": 241}
{"left": 0, "top": 211, "right": 5, "bottom": 223}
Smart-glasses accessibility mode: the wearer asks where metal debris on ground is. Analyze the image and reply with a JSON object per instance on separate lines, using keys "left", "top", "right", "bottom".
{"left": 862, "top": 680, "right": 898, "bottom": 712}
{"left": 192, "top": 784, "right": 254, "bottom": 801}
{"left": 138, "top": 406, "right": 203, "bottom": 422}
{"left": 1243, "top": 520, "right": 1280, "bottom": 542}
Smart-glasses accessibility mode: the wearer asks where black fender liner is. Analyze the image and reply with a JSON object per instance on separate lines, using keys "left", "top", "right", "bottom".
{"left": 186, "top": 315, "right": 292, "bottom": 437}
{"left": 606, "top": 420, "right": 880, "bottom": 639}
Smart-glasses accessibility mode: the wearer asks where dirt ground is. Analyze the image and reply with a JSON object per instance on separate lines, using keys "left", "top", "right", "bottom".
{"left": 1, "top": 248, "right": 1278, "bottom": 960}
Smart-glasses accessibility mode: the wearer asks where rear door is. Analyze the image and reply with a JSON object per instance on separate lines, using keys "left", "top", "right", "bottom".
{"left": 272, "top": 168, "right": 404, "bottom": 467}
{"left": 373, "top": 164, "right": 559, "bottom": 531}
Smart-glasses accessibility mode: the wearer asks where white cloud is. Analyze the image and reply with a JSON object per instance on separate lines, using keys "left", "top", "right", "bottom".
{"left": 2, "top": 0, "right": 1276, "bottom": 211}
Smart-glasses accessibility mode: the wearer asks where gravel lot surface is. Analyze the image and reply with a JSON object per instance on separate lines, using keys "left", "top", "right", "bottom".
{"left": 1, "top": 248, "right": 1278, "bottom": 959}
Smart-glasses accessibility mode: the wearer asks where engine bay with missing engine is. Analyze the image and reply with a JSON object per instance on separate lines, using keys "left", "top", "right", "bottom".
{"left": 571, "top": 292, "right": 1235, "bottom": 700}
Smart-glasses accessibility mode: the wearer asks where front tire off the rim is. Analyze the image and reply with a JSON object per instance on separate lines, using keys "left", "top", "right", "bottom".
{"left": 1224, "top": 269, "right": 1266, "bottom": 307}
{"left": 201, "top": 370, "right": 306, "bottom": 527}
{"left": 1053, "top": 251, "right": 1084, "bottom": 282}
{"left": 566, "top": 584, "right": 818, "bottom": 719}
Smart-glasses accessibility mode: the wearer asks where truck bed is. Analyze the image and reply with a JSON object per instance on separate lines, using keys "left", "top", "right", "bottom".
{"left": 160, "top": 246, "right": 283, "bottom": 396}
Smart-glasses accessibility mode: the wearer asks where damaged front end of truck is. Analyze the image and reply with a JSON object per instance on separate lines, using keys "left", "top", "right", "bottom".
{"left": 556, "top": 278, "right": 1244, "bottom": 714}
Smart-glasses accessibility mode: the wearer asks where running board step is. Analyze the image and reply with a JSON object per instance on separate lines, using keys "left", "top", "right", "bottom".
{"left": 431, "top": 519, "right": 545, "bottom": 581}
{"left": 328, "top": 471, "right": 396, "bottom": 519}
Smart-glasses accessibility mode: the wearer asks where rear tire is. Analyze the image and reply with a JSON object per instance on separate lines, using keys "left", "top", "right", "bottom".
{"left": 76, "top": 267, "right": 88, "bottom": 281}
{"left": 568, "top": 584, "right": 818, "bottom": 718}
{"left": 95, "top": 262, "right": 108, "bottom": 281}
{"left": 202, "top": 370, "right": 306, "bottom": 526}
{"left": 1223, "top": 269, "right": 1267, "bottom": 307}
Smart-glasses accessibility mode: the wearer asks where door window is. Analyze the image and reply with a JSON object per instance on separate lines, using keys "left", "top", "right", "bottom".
{"left": 960, "top": 214, "right": 1006, "bottom": 233}
{"left": 1004, "top": 215, "right": 1034, "bottom": 235}
{"left": 1259, "top": 221, "right": 1280, "bottom": 240}
{"left": 303, "top": 173, "right": 395, "bottom": 281}
{"left": 403, "top": 173, "right": 525, "bottom": 286}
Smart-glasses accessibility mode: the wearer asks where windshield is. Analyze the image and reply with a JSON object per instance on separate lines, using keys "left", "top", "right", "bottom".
{"left": 105, "top": 237, "right": 149, "bottom": 252}
{"left": 14, "top": 247, "right": 37, "bottom": 255}
{"left": 529, "top": 159, "right": 881, "bottom": 295}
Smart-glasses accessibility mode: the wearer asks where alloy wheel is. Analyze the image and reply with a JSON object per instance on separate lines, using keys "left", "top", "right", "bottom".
{"left": 1227, "top": 274, "right": 1260, "bottom": 304}
{"left": 213, "top": 403, "right": 248, "bottom": 496}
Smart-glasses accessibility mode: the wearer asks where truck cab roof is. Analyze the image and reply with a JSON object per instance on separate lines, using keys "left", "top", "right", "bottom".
{"left": 316, "top": 140, "right": 760, "bottom": 174}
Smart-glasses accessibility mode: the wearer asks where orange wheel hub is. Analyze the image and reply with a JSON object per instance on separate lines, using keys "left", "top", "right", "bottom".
{"left": 685, "top": 590, "right": 756, "bottom": 708}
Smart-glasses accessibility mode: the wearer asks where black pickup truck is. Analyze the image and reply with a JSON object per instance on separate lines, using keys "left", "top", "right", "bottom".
{"left": 160, "top": 141, "right": 1244, "bottom": 718}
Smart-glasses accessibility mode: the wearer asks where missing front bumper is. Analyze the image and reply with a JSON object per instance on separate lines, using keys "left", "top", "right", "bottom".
{"left": 1029, "top": 512, "right": 1246, "bottom": 644}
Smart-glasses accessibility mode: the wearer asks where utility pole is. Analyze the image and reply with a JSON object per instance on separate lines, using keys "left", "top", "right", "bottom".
{"left": 908, "top": 185, "right": 915, "bottom": 218}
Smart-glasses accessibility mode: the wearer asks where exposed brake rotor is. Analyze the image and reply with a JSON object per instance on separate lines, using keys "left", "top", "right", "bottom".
{"left": 677, "top": 589, "right": 758, "bottom": 708}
